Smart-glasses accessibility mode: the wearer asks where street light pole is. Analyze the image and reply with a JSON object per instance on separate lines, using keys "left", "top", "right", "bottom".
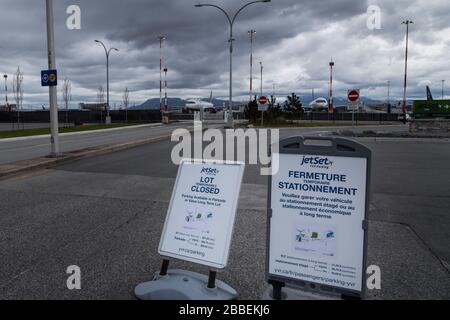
{"left": 387, "top": 80, "right": 390, "bottom": 104}
{"left": 260, "top": 61, "right": 263, "bottom": 97}
{"left": 158, "top": 35, "right": 166, "bottom": 121}
{"left": 164, "top": 67, "right": 168, "bottom": 112}
{"left": 95, "top": 40, "right": 118, "bottom": 124}
{"left": 442, "top": 80, "right": 445, "bottom": 100}
{"left": 387, "top": 80, "right": 391, "bottom": 113}
{"left": 46, "top": 0, "right": 60, "bottom": 156}
{"left": 402, "top": 20, "right": 413, "bottom": 115}
{"left": 195, "top": 0, "right": 271, "bottom": 128}
{"left": 3, "top": 74, "right": 8, "bottom": 111}
{"left": 248, "top": 30, "right": 256, "bottom": 102}
{"left": 260, "top": 61, "right": 264, "bottom": 127}
{"left": 329, "top": 59, "right": 334, "bottom": 114}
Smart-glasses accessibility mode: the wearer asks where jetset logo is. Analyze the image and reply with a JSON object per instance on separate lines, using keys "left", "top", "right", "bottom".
{"left": 301, "top": 156, "right": 334, "bottom": 167}
{"left": 201, "top": 167, "right": 219, "bottom": 175}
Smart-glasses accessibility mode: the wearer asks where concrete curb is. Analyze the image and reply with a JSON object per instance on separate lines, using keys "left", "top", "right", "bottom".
{"left": 0, "top": 123, "right": 163, "bottom": 143}
{"left": 0, "top": 133, "right": 171, "bottom": 181}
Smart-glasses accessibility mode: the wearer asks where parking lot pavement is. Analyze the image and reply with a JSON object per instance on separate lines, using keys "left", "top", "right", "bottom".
{"left": 0, "top": 131, "right": 449, "bottom": 299}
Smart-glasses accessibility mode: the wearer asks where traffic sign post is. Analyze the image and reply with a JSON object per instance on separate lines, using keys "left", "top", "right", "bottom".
{"left": 348, "top": 89, "right": 360, "bottom": 128}
{"left": 347, "top": 89, "right": 360, "bottom": 103}
{"left": 264, "top": 136, "right": 371, "bottom": 300}
{"left": 258, "top": 96, "right": 268, "bottom": 127}
{"left": 135, "top": 159, "right": 245, "bottom": 300}
{"left": 41, "top": 69, "right": 58, "bottom": 87}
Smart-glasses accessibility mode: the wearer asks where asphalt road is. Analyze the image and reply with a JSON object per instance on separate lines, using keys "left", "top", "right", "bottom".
{"left": 0, "top": 122, "right": 192, "bottom": 165}
{"left": 0, "top": 125, "right": 448, "bottom": 300}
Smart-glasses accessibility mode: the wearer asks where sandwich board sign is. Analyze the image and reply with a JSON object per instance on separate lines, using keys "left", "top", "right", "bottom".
{"left": 266, "top": 137, "right": 371, "bottom": 299}
{"left": 159, "top": 159, "right": 245, "bottom": 269}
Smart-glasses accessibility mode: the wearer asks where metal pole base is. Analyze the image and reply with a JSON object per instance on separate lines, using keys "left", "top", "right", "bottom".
{"left": 262, "top": 286, "right": 341, "bottom": 300}
{"left": 134, "top": 269, "right": 238, "bottom": 300}
{"left": 105, "top": 116, "right": 112, "bottom": 125}
{"left": 47, "top": 152, "right": 64, "bottom": 159}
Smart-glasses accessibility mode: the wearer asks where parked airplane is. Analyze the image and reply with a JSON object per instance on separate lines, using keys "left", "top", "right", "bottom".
{"left": 308, "top": 97, "right": 329, "bottom": 111}
{"left": 182, "top": 91, "right": 216, "bottom": 113}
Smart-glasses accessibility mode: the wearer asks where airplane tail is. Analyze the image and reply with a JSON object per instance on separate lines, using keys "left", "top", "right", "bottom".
{"left": 426, "top": 86, "right": 434, "bottom": 101}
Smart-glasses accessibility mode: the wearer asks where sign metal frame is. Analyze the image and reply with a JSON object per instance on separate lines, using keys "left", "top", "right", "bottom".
{"left": 266, "top": 136, "right": 371, "bottom": 299}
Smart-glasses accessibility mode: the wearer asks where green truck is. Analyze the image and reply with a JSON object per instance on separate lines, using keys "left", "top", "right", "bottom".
{"left": 413, "top": 100, "right": 450, "bottom": 118}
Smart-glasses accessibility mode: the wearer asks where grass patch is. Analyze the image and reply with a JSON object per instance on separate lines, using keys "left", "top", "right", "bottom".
{"left": 0, "top": 123, "right": 139, "bottom": 139}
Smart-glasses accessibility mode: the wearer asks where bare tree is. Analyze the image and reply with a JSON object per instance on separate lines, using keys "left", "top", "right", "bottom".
{"left": 97, "top": 86, "right": 105, "bottom": 123}
{"left": 97, "top": 85, "right": 105, "bottom": 104}
{"left": 12, "top": 66, "right": 24, "bottom": 129}
{"left": 62, "top": 78, "right": 72, "bottom": 126}
{"left": 123, "top": 87, "right": 130, "bottom": 123}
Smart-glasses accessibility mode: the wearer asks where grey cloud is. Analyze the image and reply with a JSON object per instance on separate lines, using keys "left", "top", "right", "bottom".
{"left": 0, "top": 0, "right": 449, "bottom": 108}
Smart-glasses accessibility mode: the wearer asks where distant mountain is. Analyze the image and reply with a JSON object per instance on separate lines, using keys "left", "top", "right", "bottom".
{"left": 130, "top": 97, "right": 231, "bottom": 110}
{"left": 130, "top": 98, "right": 187, "bottom": 110}
{"left": 130, "top": 95, "right": 384, "bottom": 110}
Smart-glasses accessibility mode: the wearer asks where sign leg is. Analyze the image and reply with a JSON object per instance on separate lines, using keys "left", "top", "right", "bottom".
{"left": 269, "top": 280, "right": 285, "bottom": 300}
{"left": 160, "top": 259, "right": 170, "bottom": 276}
{"left": 207, "top": 270, "right": 217, "bottom": 289}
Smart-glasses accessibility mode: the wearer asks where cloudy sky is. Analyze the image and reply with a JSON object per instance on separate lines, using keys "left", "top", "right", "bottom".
{"left": 0, "top": 0, "right": 449, "bottom": 108}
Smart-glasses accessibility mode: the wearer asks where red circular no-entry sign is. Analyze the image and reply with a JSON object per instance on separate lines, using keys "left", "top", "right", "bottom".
{"left": 258, "top": 96, "right": 268, "bottom": 105}
{"left": 348, "top": 90, "right": 360, "bottom": 103}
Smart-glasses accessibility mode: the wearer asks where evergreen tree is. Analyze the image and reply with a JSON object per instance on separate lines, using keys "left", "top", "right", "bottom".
{"left": 245, "top": 96, "right": 259, "bottom": 122}
{"left": 284, "top": 93, "right": 304, "bottom": 119}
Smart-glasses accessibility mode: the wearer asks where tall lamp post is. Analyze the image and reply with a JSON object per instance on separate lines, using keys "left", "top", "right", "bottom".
{"left": 248, "top": 30, "right": 256, "bottom": 102}
{"left": 260, "top": 61, "right": 264, "bottom": 127}
{"left": 95, "top": 40, "right": 119, "bottom": 124}
{"left": 387, "top": 80, "right": 391, "bottom": 114}
{"left": 158, "top": 35, "right": 166, "bottom": 121}
{"left": 46, "top": 0, "right": 60, "bottom": 156}
{"left": 195, "top": 0, "right": 271, "bottom": 128}
{"left": 402, "top": 20, "right": 413, "bottom": 115}
{"left": 329, "top": 59, "right": 335, "bottom": 114}
{"left": 442, "top": 80, "right": 445, "bottom": 100}
{"left": 259, "top": 61, "right": 263, "bottom": 98}
{"left": 164, "top": 67, "right": 168, "bottom": 112}
{"left": 3, "top": 74, "right": 8, "bottom": 111}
